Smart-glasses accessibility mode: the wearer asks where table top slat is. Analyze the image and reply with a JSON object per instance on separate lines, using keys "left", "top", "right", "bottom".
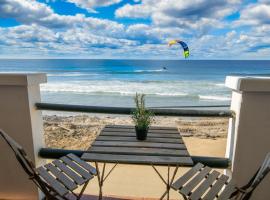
{"left": 92, "top": 141, "right": 187, "bottom": 150}
{"left": 103, "top": 128, "right": 179, "bottom": 134}
{"left": 105, "top": 125, "right": 178, "bottom": 131}
{"left": 89, "top": 146, "right": 190, "bottom": 157}
{"left": 96, "top": 136, "right": 183, "bottom": 144}
{"left": 83, "top": 125, "right": 193, "bottom": 166}
{"left": 101, "top": 131, "right": 181, "bottom": 139}
{"left": 82, "top": 153, "right": 193, "bottom": 166}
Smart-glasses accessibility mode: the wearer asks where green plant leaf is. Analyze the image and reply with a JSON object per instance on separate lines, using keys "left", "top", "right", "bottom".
{"left": 132, "top": 93, "right": 154, "bottom": 129}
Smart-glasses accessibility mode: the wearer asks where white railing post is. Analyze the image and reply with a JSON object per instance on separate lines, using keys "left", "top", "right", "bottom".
{"left": 226, "top": 76, "right": 270, "bottom": 199}
{"left": 0, "top": 73, "right": 47, "bottom": 200}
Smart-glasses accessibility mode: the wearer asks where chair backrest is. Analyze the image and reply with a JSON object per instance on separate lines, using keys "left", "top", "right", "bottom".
{"left": 250, "top": 152, "right": 270, "bottom": 188}
{"left": 0, "top": 129, "right": 59, "bottom": 198}
{"left": 241, "top": 152, "right": 270, "bottom": 199}
{"left": 0, "top": 129, "right": 37, "bottom": 177}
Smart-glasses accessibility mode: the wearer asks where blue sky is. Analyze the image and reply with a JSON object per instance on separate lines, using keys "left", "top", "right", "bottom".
{"left": 0, "top": 0, "right": 270, "bottom": 59}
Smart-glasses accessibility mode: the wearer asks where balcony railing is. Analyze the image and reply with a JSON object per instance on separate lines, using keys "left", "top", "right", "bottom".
{"left": 36, "top": 103, "right": 234, "bottom": 117}
{"left": 39, "top": 148, "right": 230, "bottom": 168}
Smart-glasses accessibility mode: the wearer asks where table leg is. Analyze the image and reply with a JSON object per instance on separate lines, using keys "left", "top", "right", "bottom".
{"left": 167, "top": 166, "right": 170, "bottom": 200}
{"left": 151, "top": 165, "right": 179, "bottom": 200}
{"left": 94, "top": 162, "right": 102, "bottom": 200}
{"left": 94, "top": 162, "right": 118, "bottom": 200}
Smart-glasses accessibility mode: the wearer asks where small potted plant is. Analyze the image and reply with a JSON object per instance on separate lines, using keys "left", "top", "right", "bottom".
{"left": 132, "top": 93, "right": 153, "bottom": 140}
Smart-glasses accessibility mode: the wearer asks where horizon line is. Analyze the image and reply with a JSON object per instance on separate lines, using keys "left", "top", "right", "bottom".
{"left": 0, "top": 58, "right": 270, "bottom": 61}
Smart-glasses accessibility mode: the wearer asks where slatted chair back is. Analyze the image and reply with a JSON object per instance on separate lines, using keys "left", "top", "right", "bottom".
{"left": 0, "top": 130, "right": 58, "bottom": 199}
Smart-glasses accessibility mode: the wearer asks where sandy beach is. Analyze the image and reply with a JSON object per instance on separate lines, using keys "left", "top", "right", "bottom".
{"left": 43, "top": 115, "right": 228, "bottom": 199}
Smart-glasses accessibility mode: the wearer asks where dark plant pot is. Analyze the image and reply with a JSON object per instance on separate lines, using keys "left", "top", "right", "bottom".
{"left": 135, "top": 126, "right": 148, "bottom": 140}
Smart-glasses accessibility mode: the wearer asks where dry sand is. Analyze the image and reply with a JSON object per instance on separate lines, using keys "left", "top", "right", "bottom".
{"left": 44, "top": 115, "right": 228, "bottom": 199}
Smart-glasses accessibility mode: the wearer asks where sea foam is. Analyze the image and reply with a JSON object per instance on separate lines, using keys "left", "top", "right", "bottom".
{"left": 41, "top": 80, "right": 230, "bottom": 101}
{"left": 199, "top": 95, "right": 231, "bottom": 101}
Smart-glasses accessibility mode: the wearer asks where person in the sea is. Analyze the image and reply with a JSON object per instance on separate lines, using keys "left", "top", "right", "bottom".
{"left": 163, "top": 67, "right": 167, "bottom": 70}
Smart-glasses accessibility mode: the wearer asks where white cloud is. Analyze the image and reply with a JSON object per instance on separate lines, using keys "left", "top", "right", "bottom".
{"left": 0, "top": 0, "right": 124, "bottom": 34}
{"left": 115, "top": 2, "right": 154, "bottom": 18}
{"left": 235, "top": 3, "right": 270, "bottom": 26}
{"left": 0, "top": 24, "right": 136, "bottom": 48}
{"left": 66, "top": 0, "right": 122, "bottom": 13}
{"left": 0, "top": 0, "right": 141, "bottom": 58}
{"left": 0, "top": 24, "right": 140, "bottom": 58}
{"left": 0, "top": 0, "right": 53, "bottom": 22}
{"left": 230, "top": 1, "right": 270, "bottom": 54}
{"left": 116, "top": 1, "right": 240, "bottom": 20}
{"left": 1, "top": 0, "right": 270, "bottom": 59}
{"left": 126, "top": 24, "right": 187, "bottom": 43}
{"left": 116, "top": 0, "right": 240, "bottom": 35}
{"left": 0, "top": 23, "right": 260, "bottom": 59}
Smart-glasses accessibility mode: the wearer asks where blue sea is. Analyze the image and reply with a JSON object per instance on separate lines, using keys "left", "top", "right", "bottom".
{"left": 1, "top": 59, "right": 270, "bottom": 108}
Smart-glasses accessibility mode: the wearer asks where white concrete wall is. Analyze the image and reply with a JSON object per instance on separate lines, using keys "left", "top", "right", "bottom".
{"left": 0, "top": 74, "right": 46, "bottom": 200}
{"left": 226, "top": 76, "right": 270, "bottom": 200}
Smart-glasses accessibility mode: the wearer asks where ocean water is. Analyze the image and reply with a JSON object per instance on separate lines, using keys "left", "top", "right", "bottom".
{"left": 1, "top": 59, "right": 270, "bottom": 108}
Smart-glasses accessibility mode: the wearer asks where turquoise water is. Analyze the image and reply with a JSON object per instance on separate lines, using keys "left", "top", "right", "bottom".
{"left": 1, "top": 59, "right": 270, "bottom": 107}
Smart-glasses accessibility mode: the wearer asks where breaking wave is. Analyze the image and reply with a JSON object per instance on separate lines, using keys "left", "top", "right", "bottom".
{"left": 41, "top": 80, "right": 230, "bottom": 101}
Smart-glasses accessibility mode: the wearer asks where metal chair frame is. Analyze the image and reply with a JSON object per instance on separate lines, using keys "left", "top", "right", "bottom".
{"left": 0, "top": 129, "right": 96, "bottom": 200}
{"left": 172, "top": 153, "right": 270, "bottom": 200}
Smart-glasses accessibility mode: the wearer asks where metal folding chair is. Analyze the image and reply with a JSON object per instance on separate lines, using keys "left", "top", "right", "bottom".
{"left": 172, "top": 153, "right": 270, "bottom": 200}
{"left": 0, "top": 129, "right": 97, "bottom": 200}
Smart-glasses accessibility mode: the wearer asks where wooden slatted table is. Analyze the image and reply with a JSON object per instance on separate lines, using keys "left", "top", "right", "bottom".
{"left": 82, "top": 125, "right": 194, "bottom": 200}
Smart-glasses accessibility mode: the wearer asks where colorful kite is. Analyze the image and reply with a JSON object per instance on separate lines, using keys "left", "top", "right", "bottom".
{"left": 168, "top": 39, "right": 190, "bottom": 58}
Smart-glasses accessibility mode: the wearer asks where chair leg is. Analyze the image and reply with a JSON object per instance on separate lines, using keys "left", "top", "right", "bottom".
{"left": 181, "top": 194, "right": 188, "bottom": 200}
{"left": 78, "top": 180, "right": 90, "bottom": 200}
{"left": 231, "top": 190, "right": 247, "bottom": 200}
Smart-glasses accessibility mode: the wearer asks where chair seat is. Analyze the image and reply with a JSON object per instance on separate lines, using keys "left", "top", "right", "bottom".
{"left": 172, "top": 163, "right": 237, "bottom": 200}
{"left": 37, "top": 153, "right": 97, "bottom": 197}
